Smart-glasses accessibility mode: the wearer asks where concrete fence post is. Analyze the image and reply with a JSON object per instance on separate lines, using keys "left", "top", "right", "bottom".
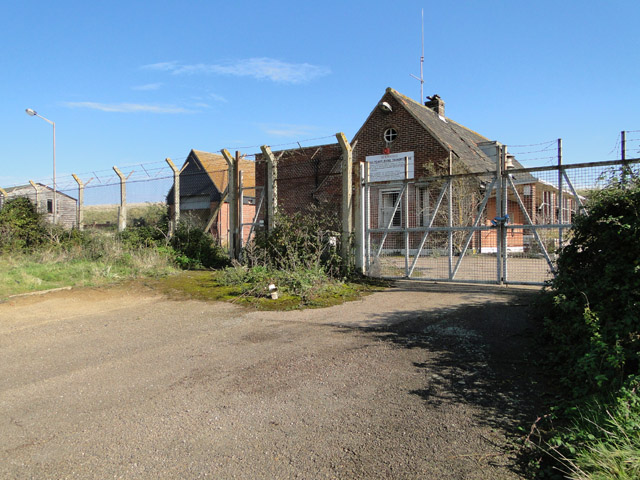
{"left": 221, "top": 149, "right": 238, "bottom": 259}
{"left": 336, "top": 132, "right": 353, "bottom": 265}
{"left": 165, "top": 158, "right": 180, "bottom": 236}
{"left": 238, "top": 170, "right": 244, "bottom": 251}
{"left": 72, "top": 174, "right": 87, "bottom": 230}
{"left": 29, "top": 181, "right": 40, "bottom": 213}
{"left": 354, "top": 161, "right": 365, "bottom": 274}
{"left": 113, "top": 166, "right": 129, "bottom": 232}
{"left": 260, "top": 145, "right": 278, "bottom": 233}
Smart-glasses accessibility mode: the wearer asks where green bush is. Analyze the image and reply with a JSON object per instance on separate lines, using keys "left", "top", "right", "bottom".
{"left": 245, "top": 206, "right": 346, "bottom": 278}
{"left": 117, "top": 224, "right": 168, "bottom": 249}
{"left": 0, "top": 197, "right": 48, "bottom": 252}
{"left": 217, "top": 264, "right": 337, "bottom": 302}
{"left": 170, "top": 221, "right": 229, "bottom": 269}
{"left": 544, "top": 175, "right": 640, "bottom": 396}
{"left": 534, "top": 173, "right": 640, "bottom": 479}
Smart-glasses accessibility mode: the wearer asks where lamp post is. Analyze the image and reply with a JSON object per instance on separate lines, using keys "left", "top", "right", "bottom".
{"left": 25, "top": 108, "right": 56, "bottom": 224}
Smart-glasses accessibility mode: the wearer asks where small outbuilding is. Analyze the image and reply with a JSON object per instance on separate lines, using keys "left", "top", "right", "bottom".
{"left": 166, "top": 149, "right": 256, "bottom": 245}
{"left": 0, "top": 183, "right": 77, "bottom": 229}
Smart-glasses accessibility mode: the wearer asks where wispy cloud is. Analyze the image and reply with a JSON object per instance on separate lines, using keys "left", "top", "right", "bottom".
{"left": 208, "top": 93, "right": 227, "bottom": 103}
{"left": 64, "top": 102, "right": 193, "bottom": 114}
{"left": 132, "top": 83, "right": 163, "bottom": 91}
{"left": 261, "top": 123, "right": 320, "bottom": 137}
{"left": 141, "top": 61, "right": 179, "bottom": 72}
{"left": 142, "top": 58, "right": 331, "bottom": 84}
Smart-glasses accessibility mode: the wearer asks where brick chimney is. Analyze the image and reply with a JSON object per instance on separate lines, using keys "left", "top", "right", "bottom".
{"left": 425, "top": 94, "right": 445, "bottom": 117}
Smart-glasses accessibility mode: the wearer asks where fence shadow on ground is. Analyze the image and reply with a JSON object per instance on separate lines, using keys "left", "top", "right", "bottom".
{"left": 332, "top": 287, "right": 551, "bottom": 473}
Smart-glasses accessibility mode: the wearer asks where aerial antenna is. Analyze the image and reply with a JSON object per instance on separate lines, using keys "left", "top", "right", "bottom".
{"left": 410, "top": 8, "right": 425, "bottom": 103}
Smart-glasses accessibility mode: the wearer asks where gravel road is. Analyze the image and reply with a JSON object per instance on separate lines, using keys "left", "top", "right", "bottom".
{"left": 0, "top": 281, "right": 543, "bottom": 479}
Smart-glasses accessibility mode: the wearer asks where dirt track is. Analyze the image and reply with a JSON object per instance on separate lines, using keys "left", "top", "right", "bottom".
{"left": 0, "top": 281, "right": 543, "bottom": 479}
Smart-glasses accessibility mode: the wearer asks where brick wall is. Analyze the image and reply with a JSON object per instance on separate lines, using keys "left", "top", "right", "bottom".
{"left": 255, "top": 143, "right": 343, "bottom": 218}
{"left": 353, "top": 91, "right": 450, "bottom": 179}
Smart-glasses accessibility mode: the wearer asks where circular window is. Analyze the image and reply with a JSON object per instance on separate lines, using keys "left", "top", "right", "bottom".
{"left": 384, "top": 128, "right": 398, "bottom": 144}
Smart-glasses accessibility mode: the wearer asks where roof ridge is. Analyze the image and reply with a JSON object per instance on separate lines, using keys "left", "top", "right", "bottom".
{"left": 192, "top": 149, "right": 224, "bottom": 157}
{"left": 389, "top": 87, "right": 491, "bottom": 143}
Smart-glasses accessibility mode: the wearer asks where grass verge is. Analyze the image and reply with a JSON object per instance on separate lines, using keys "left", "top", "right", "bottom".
{"left": 0, "top": 248, "right": 178, "bottom": 301}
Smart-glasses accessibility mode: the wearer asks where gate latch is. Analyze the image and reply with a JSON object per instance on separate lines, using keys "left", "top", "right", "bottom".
{"left": 491, "top": 214, "right": 510, "bottom": 227}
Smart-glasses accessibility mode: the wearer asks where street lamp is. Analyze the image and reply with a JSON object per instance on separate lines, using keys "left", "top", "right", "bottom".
{"left": 25, "top": 108, "right": 56, "bottom": 224}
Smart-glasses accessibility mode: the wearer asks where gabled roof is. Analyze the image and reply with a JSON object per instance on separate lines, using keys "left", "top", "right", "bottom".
{"left": 386, "top": 88, "right": 497, "bottom": 173}
{"left": 191, "top": 150, "right": 255, "bottom": 191}
{"left": 2, "top": 183, "right": 76, "bottom": 201}
{"left": 382, "top": 88, "right": 537, "bottom": 183}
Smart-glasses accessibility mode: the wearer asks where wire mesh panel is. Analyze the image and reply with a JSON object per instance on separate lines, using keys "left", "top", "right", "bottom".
{"left": 239, "top": 184, "right": 263, "bottom": 248}
{"left": 364, "top": 158, "right": 640, "bottom": 286}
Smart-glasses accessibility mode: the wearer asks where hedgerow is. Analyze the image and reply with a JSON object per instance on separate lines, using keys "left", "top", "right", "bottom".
{"left": 536, "top": 172, "right": 640, "bottom": 479}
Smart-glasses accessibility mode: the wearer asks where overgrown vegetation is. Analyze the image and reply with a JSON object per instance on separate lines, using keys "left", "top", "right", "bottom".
{"left": 213, "top": 206, "right": 356, "bottom": 306}
{"left": 532, "top": 172, "right": 640, "bottom": 479}
{"left": 0, "top": 197, "right": 376, "bottom": 309}
{"left": 0, "top": 198, "right": 228, "bottom": 299}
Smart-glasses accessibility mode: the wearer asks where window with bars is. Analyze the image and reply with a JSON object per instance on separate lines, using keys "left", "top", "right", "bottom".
{"left": 380, "top": 189, "right": 402, "bottom": 228}
{"left": 417, "top": 187, "right": 431, "bottom": 226}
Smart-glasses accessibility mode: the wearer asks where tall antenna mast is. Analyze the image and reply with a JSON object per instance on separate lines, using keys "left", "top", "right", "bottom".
{"left": 410, "top": 9, "right": 425, "bottom": 102}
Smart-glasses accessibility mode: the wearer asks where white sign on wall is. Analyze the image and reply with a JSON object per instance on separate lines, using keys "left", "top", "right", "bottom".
{"left": 366, "top": 152, "right": 414, "bottom": 182}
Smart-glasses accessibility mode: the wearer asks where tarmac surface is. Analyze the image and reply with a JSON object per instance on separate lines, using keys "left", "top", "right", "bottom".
{"left": 0, "top": 281, "right": 543, "bottom": 479}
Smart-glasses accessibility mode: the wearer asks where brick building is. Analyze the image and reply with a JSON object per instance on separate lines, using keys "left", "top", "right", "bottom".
{"left": 255, "top": 88, "right": 573, "bottom": 253}
{"left": 166, "top": 149, "right": 256, "bottom": 245}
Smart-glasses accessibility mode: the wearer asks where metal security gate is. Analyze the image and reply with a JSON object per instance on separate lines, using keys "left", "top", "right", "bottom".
{"left": 363, "top": 157, "right": 638, "bottom": 286}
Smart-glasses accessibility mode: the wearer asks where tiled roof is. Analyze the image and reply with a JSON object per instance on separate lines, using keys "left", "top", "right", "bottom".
{"left": 192, "top": 150, "right": 256, "bottom": 192}
{"left": 386, "top": 88, "right": 537, "bottom": 183}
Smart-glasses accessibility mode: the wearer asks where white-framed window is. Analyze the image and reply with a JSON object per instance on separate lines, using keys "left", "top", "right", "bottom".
{"left": 542, "top": 190, "right": 557, "bottom": 223}
{"left": 380, "top": 189, "right": 402, "bottom": 228}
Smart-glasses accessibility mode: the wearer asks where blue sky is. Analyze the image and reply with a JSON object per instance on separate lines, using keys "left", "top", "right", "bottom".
{"left": 2, "top": 0, "right": 639, "bottom": 192}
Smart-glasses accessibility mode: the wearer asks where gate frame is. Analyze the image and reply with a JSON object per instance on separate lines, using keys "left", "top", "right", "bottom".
{"left": 362, "top": 156, "right": 640, "bottom": 286}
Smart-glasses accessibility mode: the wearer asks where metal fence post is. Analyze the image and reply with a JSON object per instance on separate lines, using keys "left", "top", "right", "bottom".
{"left": 405, "top": 155, "right": 411, "bottom": 277}
{"left": 495, "top": 147, "right": 503, "bottom": 285}
{"left": 557, "top": 139, "right": 563, "bottom": 247}
{"left": 448, "top": 152, "right": 453, "bottom": 279}
{"left": 501, "top": 146, "right": 508, "bottom": 283}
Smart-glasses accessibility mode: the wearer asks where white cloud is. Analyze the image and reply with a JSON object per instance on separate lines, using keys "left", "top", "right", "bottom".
{"left": 64, "top": 102, "right": 193, "bottom": 114}
{"left": 141, "top": 58, "right": 331, "bottom": 84}
{"left": 141, "top": 61, "right": 179, "bottom": 72}
{"left": 132, "top": 83, "right": 163, "bottom": 91}
{"left": 208, "top": 93, "right": 227, "bottom": 103}
{"left": 261, "top": 123, "right": 319, "bottom": 137}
